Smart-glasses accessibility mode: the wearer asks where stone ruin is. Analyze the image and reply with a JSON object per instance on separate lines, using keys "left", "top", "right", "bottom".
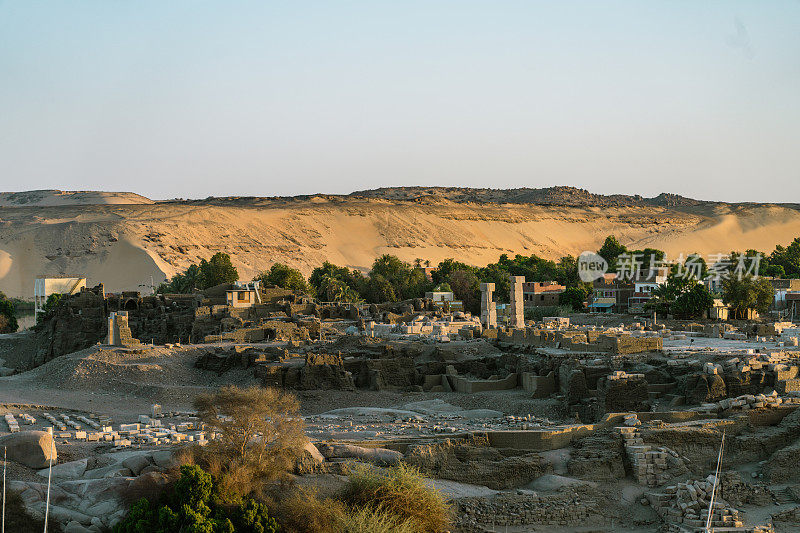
{"left": 104, "top": 311, "right": 141, "bottom": 347}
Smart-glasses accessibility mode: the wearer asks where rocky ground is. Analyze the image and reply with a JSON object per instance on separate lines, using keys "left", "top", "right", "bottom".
{"left": 3, "top": 332, "right": 800, "bottom": 532}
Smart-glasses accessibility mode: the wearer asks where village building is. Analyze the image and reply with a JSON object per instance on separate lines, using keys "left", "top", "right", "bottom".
{"left": 522, "top": 281, "right": 565, "bottom": 308}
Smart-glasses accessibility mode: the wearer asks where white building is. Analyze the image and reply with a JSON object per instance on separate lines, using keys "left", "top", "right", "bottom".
{"left": 225, "top": 280, "right": 262, "bottom": 308}
{"left": 33, "top": 277, "right": 87, "bottom": 320}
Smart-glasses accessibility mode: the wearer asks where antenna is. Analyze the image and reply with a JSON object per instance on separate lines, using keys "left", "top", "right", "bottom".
{"left": 705, "top": 430, "right": 726, "bottom": 533}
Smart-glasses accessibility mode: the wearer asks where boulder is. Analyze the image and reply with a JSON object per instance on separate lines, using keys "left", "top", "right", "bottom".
{"left": 64, "top": 521, "right": 94, "bottom": 533}
{"left": 122, "top": 453, "right": 152, "bottom": 476}
{"left": 0, "top": 431, "right": 56, "bottom": 468}
{"left": 316, "top": 443, "right": 402, "bottom": 466}
{"left": 151, "top": 450, "right": 177, "bottom": 469}
{"left": 38, "top": 458, "right": 88, "bottom": 480}
{"left": 304, "top": 441, "right": 325, "bottom": 463}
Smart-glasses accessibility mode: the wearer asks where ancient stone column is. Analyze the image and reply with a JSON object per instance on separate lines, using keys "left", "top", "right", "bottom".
{"left": 105, "top": 312, "right": 117, "bottom": 345}
{"left": 480, "top": 283, "right": 497, "bottom": 328}
{"left": 509, "top": 275, "right": 525, "bottom": 329}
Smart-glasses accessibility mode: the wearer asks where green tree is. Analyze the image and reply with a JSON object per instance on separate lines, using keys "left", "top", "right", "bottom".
{"left": 722, "top": 275, "right": 774, "bottom": 319}
{"left": 158, "top": 253, "right": 239, "bottom": 293}
{"left": 559, "top": 285, "right": 589, "bottom": 312}
{"left": 309, "top": 262, "right": 367, "bottom": 301}
{"left": 199, "top": 252, "right": 239, "bottom": 288}
{"left": 255, "top": 263, "right": 309, "bottom": 292}
{"left": 365, "top": 274, "right": 397, "bottom": 303}
{"left": 647, "top": 273, "right": 713, "bottom": 319}
{"left": 447, "top": 268, "right": 481, "bottom": 315}
{"left": 432, "top": 259, "right": 477, "bottom": 285}
{"left": 597, "top": 235, "right": 628, "bottom": 271}
{"left": 35, "top": 293, "right": 63, "bottom": 326}
{"left": 770, "top": 238, "right": 800, "bottom": 278}
{"left": 369, "top": 254, "right": 430, "bottom": 300}
{"left": 0, "top": 291, "right": 18, "bottom": 333}
{"left": 114, "top": 465, "right": 277, "bottom": 533}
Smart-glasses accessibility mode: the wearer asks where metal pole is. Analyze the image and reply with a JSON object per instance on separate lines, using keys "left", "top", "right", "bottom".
{"left": 2, "top": 446, "right": 6, "bottom": 533}
{"left": 705, "top": 430, "right": 726, "bottom": 533}
{"left": 43, "top": 451, "right": 53, "bottom": 533}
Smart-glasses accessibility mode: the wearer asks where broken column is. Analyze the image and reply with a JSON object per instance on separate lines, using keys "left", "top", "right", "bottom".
{"left": 480, "top": 283, "right": 497, "bottom": 328}
{"left": 509, "top": 275, "right": 525, "bottom": 329}
{"left": 105, "top": 311, "right": 141, "bottom": 347}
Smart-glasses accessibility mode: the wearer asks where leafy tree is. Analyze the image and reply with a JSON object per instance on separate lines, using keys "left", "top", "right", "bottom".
{"left": 432, "top": 282, "right": 452, "bottom": 292}
{"left": 559, "top": 285, "right": 589, "bottom": 312}
{"left": 309, "top": 262, "right": 367, "bottom": 302}
{"left": 158, "top": 264, "right": 203, "bottom": 294}
{"left": 766, "top": 264, "right": 786, "bottom": 278}
{"left": 254, "top": 263, "right": 309, "bottom": 292}
{"left": 0, "top": 291, "right": 18, "bottom": 333}
{"left": 365, "top": 274, "right": 397, "bottom": 303}
{"left": 722, "top": 275, "right": 775, "bottom": 319}
{"left": 158, "top": 253, "right": 239, "bottom": 293}
{"left": 647, "top": 273, "right": 714, "bottom": 319}
{"left": 199, "top": 252, "right": 239, "bottom": 288}
{"left": 369, "top": 254, "right": 429, "bottom": 301}
{"left": 770, "top": 238, "right": 800, "bottom": 278}
{"left": 597, "top": 235, "right": 628, "bottom": 271}
{"left": 431, "top": 259, "right": 477, "bottom": 285}
{"left": 477, "top": 261, "right": 511, "bottom": 302}
{"left": 628, "top": 247, "right": 666, "bottom": 273}
{"left": 317, "top": 274, "right": 363, "bottom": 303}
{"left": 447, "top": 268, "right": 481, "bottom": 315}
{"left": 672, "top": 283, "right": 714, "bottom": 319}
{"left": 35, "top": 292, "right": 63, "bottom": 326}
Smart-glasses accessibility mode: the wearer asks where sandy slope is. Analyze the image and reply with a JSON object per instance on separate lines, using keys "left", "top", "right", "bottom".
{"left": 1, "top": 195, "right": 800, "bottom": 297}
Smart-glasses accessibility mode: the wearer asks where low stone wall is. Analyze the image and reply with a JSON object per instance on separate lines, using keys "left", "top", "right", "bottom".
{"left": 496, "top": 327, "right": 662, "bottom": 354}
{"left": 448, "top": 373, "right": 518, "bottom": 394}
{"left": 457, "top": 493, "right": 600, "bottom": 528}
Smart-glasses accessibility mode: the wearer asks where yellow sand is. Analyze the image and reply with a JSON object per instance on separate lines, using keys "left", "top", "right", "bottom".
{"left": 1, "top": 196, "right": 799, "bottom": 298}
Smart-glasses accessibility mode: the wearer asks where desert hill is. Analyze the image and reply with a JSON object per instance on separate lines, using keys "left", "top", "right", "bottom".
{"left": 0, "top": 190, "right": 153, "bottom": 207}
{"left": 1, "top": 187, "right": 799, "bottom": 298}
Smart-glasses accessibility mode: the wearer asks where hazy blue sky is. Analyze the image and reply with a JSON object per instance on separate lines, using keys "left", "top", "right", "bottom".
{"left": 1, "top": 1, "right": 798, "bottom": 201}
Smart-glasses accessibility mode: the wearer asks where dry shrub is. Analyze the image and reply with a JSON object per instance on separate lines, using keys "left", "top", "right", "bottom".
{"left": 271, "top": 488, "right": 347, "bottom": 533}
{"left": 183, "top": 385, "right": 306, "bottom": 500}
{"left": 340, "top": 464, "right": 451, "bottom": 533}
{"left": 272, "top": 488, "right": 420, "bottom": 533}
{"left": 341, "top": 506, "right": 421, "bottom": 533}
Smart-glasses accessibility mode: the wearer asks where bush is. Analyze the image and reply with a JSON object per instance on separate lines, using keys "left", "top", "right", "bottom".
{"left": 114, "top": 465, "right": 277, "bottom": 533}
{"left": 340, "top": 464, "right": 450, "bottom": 533}
{"left": 272, "top": 488, "right": 420, "bottom": 533}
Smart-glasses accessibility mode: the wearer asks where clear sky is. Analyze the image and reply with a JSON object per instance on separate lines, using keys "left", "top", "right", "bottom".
{"left": 1, "top": 1, "right": 798, "bottom": 201}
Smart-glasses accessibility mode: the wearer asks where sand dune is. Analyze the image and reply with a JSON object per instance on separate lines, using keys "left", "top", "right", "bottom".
{"left": 1, "top": 192, "right": 799, "bottom": 298}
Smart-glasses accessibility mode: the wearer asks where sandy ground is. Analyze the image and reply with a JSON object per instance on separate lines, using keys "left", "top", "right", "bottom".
{"left": 2, "top": 194, "right": 800, "bottom": 296}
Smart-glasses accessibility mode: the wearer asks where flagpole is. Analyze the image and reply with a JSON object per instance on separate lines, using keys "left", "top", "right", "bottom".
{"left": 705, "top": 430, "right": 726, "bottom": 533}
{"left": 2, "top": 446, "right": 6, "bottom": 533}
{"left": 43, "top": 451, "right": 52, "bottom": 533}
